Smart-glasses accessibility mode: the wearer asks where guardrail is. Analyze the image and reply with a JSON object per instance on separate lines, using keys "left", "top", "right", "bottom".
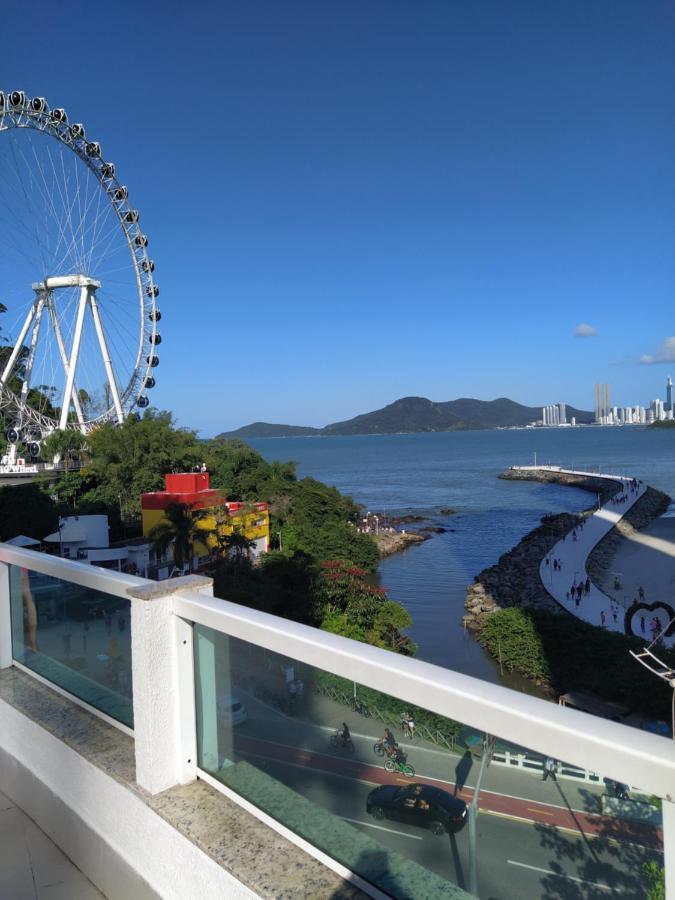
{"left": 0, "top": 542, "right": 673, "bottom": 898}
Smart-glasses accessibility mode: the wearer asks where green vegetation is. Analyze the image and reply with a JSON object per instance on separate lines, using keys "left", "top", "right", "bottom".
{"left": 0, "top": 482, "right": 58, "bottom": 541}
{"left": 11, "top": 409, "right": 410, "bottom": 656}
{"left": 643, "top": 861, "right": 665, "bottom": 900}
{"left": 477, "top": 607, "right": 675, "bottom": 718}
{"left": 648, "top": 419, "right": 675, "bottom": 429}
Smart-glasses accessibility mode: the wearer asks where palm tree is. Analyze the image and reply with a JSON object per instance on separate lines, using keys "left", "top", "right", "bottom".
{"left": 148, "top": 502, "right": 214, "bottom": 574}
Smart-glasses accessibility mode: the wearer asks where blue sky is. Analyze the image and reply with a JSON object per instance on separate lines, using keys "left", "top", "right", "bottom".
{"left": 2, "top": 1, "right": 675, "bottom": 433}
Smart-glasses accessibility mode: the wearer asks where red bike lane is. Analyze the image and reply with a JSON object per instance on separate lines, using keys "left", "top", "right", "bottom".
{"left": 236, "top": 735, "right": 663, "bottom": 851}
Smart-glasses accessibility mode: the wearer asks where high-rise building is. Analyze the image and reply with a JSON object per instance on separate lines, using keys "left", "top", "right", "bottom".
{"left": 558, "top": 402, "right": 566, "bottom": 425}
{"left": 594, "top": 383, "right": 610, "bottom": 424}
{"left": 667, "top": 376, "right": 673, "bottom": 413}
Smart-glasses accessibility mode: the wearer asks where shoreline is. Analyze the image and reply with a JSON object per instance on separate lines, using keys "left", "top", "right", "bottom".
{"left": 463, "top": 468, "right": 671, "bottom": 632}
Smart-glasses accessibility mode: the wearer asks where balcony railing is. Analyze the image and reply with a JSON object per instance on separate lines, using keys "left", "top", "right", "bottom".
{"left": 0, "top": 541, "right": 673, "bottom": 899}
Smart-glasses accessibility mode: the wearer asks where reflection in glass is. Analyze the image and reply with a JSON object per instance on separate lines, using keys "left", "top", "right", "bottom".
{"left": 9, "top": 565, "right": 133, "bottom": 727}
{"left": 194, "top": 625, "right": 664, "bottom": 899}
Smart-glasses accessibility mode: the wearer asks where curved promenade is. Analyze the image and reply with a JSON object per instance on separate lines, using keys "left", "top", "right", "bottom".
{"left": 512, "top": 466, "right": 674, "bottom": 649}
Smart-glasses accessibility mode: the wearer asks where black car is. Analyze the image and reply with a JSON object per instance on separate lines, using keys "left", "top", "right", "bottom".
{"left": 366, "top": 784, "right": 467, "bottom": 835}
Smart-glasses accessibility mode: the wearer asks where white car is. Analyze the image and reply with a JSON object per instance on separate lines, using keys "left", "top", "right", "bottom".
{"left": 217, "top": 694, "right": 247, "bottom": 726}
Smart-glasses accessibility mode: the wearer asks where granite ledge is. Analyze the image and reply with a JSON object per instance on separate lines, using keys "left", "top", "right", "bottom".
{"left": 0, "top": 667, "right": 366, "bottom": 899}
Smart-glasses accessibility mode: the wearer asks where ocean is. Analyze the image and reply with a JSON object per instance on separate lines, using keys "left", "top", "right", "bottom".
{"left": 249, "top": 427, "right": 675, "bottom": 685}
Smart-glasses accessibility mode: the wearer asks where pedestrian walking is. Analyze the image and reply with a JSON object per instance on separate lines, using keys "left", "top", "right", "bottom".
{"left": 575, "top": 592, "right": 580, "bottom": 608}
{"left": 600, "top": 610, "right": 606, "bottom": 627}
{"left": 638, "top": 586, "right": 645, "bottom": 600}
{"left": 542, "top": 757, "right": 557, "bottom": 782}
{"left": 585, "top": 577, "right": 590, "bottom": 594}
{"left": 640, "top": 615, "right": 645, "bottom": 634}
{"left": 612, "top": 607, "right": 618, "bottom": 624}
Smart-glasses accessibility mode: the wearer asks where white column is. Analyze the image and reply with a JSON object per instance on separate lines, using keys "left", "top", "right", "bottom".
{"left": 19, "top": 294, "right": 46, "bottom": 407}
{"left": 58, "top": 285, "right": 89, "bottom": 430}
{"left": 0, "top": 562, "right": 11, "bottom": 669}
{"left": 128, "top": 575, "right": 212, "bottom": 794}
{"left": 1, "top": 303, "right": 36, "bottom": 385}
{"left": 88, "top": 292, "right": 125, "bottom": 424}
{"left": 48, "top": 297, "right": 86, "bottom": 429}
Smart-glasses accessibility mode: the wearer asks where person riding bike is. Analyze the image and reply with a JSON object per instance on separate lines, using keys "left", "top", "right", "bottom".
{"left": 380, "top": 727, "right": 398, "bottom": 758}
{"left": 338, "top": 722, "right": 351, "bottom": 747}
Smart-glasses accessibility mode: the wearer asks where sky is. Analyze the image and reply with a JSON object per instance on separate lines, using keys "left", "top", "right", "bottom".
{"left": 2, "top": 1, "right": 675, "bottom": 434}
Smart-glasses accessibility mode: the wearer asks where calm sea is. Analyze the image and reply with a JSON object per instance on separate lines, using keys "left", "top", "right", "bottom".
{"left": 249, "top": 427, "right": 675, "bottom": 685}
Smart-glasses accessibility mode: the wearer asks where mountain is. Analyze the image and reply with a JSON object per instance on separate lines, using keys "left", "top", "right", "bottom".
{"left": 217, "top": 396, "right": 594, "bottom": 439}
{"left": 323, "top": 396, "right": 593, "bottom": 434}
{"left": 216, "top": 422, "right": 322, "bottom": 439}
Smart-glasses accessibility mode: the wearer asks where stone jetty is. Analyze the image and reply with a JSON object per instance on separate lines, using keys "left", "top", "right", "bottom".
{"left": 463, "top": 467, "right": 670, "bottom": 633}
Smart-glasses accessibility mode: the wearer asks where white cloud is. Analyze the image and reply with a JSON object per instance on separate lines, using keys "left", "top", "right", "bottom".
{"left": 640, "top": 337, "right": 675, "bottom": 365}
{"left": 574, "top": 323, "right": 597, "bottom": 337}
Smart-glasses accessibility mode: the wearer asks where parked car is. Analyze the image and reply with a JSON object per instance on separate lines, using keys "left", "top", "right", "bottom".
{"left": 217, "top": 694, "right": 247, "bottom": 726}
{"left": 366, "top": 784, "right": 467, "bottom": 835}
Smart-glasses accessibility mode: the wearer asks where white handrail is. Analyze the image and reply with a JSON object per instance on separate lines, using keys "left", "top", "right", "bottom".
{"left": 172, "top": 589, "right": 675, "bottom": 801}
{"left": 0, "top": 542, "right": 151, "bottom": 599}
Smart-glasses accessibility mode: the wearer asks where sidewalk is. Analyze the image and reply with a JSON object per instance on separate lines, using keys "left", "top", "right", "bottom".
{"left": 537, "top": 471, "right": 653, "bottom": 635}
{"left": 0, "top": 789, "right": 103, "bottom": 900}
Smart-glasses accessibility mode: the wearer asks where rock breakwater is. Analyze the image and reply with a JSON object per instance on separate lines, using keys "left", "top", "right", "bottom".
{"left": 464, "top": 469, "right": 671, "bottom": 632}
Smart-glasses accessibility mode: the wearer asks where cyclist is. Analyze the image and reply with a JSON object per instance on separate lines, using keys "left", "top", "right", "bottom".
{"left": 380, "top": 727, "right": 398, "bottom": 758}
{"left": 338, "top": 722, "right": 351, "bottom": 747}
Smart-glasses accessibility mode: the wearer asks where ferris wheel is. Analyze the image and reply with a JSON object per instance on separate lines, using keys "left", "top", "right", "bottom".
{"left": 0, "top": 89, "right": 161, "bottom": 454}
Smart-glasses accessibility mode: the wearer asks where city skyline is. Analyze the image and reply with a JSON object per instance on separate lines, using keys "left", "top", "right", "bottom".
{"left": 540, "top": 373, "right": 675, "bottom": 428}
{"left": 1, "top": 3, "right": 674, "bottom": 434}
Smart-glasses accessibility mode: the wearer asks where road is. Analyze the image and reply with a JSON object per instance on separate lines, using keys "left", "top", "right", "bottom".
{"left": 212, "top": 689, "right": 661, "bottom": 899}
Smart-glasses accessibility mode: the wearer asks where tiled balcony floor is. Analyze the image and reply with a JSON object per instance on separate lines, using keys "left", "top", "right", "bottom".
{"left": 0, "top": 789, "right": 103, "bottom": 900}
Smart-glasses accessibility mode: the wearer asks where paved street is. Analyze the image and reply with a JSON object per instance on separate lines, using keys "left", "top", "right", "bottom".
{"left": 217, "top": 687, "right": 661, "bottom": 899}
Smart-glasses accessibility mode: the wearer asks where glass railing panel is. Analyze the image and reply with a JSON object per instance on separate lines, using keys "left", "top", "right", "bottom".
{"left": 9, "top": 565, "right": 133, "bottom": 727}
{"left": 193, "top": 624, "right": 664, "bottom": 899}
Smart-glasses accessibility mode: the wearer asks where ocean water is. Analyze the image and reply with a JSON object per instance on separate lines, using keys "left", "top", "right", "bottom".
{"left": 249, "top": 427, "right": 675, "bottom": 683}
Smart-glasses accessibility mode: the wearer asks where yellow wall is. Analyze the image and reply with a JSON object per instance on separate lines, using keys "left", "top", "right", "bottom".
{"left": 142, "top": 504, "right": 270, "bottom": 558}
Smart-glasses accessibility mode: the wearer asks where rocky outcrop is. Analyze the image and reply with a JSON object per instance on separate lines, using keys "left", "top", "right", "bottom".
{"left": 374, "top": 531, "right": 427, "bottom": 557}
{"left": 463, "top": 511, "right": 585, "bottom": 630}
{"left": 499, "top": 468, "right": 621, "bottom": 503}
{"left": 587, "top": 487, "right": 671, "bottom": 589}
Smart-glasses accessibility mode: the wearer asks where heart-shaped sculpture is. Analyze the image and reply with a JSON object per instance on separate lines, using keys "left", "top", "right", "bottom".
{"left": 625, "top": 601, "right": 675, "bottom": 640}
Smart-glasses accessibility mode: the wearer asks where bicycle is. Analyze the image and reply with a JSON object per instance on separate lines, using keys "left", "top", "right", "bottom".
{"left": 350, "top": 696, "right": 370, "bottom": 717}
{"left": 384, "top": 755, "right": 415, "bottom": 778}
{"left": 330, "top": 731, "right": 355, "bottom": 755}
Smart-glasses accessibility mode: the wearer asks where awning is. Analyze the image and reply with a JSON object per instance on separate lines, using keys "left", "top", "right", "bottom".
{"left": 5, "top": 534, "right": 41, "bottom": 547}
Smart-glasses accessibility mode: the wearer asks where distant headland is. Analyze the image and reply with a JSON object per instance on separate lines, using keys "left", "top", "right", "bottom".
{"left": 217, "top": 395, "right": 594, "bottom": 439}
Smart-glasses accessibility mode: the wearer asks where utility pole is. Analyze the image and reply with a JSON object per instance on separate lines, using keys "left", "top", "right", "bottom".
{"left": 468, "top": 733, "right": 496, "bottom": 896}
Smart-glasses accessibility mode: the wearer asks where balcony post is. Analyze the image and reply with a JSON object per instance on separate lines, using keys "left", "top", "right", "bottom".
{"left": 127, "top": 575, "right": 213, "bottom": 795}
{"left": 0, "top": 561, "right": 11, "bottom": 668}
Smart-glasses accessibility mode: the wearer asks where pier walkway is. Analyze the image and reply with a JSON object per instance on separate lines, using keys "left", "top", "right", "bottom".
{"left": 512, "top": 466, "right": 674, "bottom": 648}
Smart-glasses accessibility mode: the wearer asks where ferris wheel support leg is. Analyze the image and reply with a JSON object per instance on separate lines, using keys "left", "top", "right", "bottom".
{"left": 58, "top": 285, "right": 89, "bottom": 431}
{"left": 0, "top": 302, "right": 36, "bottom": 386}
{"left": 47, "top": 297, "right": 86, "bottom": 430}
{"left": 89, "top": 292, "right": 124, "bottom": 424}
{"left": 19, "top": 294, "right": 46, "bottom": 408}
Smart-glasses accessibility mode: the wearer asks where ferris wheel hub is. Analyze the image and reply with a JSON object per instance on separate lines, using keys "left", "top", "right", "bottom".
{"left": 31, "top": 274, "right": 101, "bottom": 291}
